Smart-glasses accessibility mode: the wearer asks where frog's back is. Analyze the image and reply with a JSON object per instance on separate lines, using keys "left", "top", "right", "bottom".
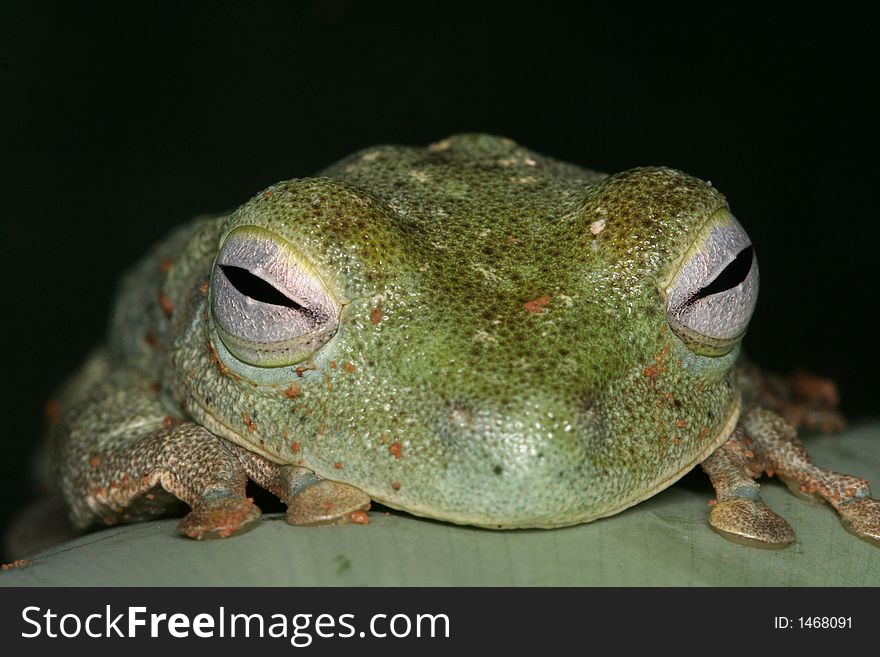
{"left": 322, "top": 134, "right": 606, "bottom": 241}
{"left": 108, "top": 216, "right": 224, "bottom": 378}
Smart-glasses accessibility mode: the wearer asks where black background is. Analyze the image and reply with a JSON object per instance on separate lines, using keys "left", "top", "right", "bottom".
{"left": 1, "top": 2, "right": 877, "bottom": 542}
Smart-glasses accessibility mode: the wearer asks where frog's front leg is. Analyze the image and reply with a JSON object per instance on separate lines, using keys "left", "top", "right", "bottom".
{"left": 700, "top": 426, "right": 796, "bottom": 548}
{"left": 225, "top": 444, "right": 371, "bottom": 526}
{"left": 55, "top": 367, "right": 262, "bottom": 540}
{"left": 701, "top": 408, "right": 880, "bottom": 547}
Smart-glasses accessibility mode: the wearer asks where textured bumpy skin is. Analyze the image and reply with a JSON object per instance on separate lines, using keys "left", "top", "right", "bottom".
{"left": 46, "top": 134, "right": 879, "bottom": 545}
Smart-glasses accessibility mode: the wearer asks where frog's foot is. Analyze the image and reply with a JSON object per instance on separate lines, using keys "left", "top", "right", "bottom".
{"left": 701, "top": 427, "right": 795, "bottom": 548}
{"left": 707, "top": 500, "right": 795, "bottom": 548}
{"left": 227, "top": 444, "right": 372, "bottom": 526}
{"left": 177, "top": 494, "right": 263, "bottom": 540}
{"left": 835, "top": 499, "right": 880, "bottom": 546}
{"left": 742, "top": 408, "right": 880, "bottom": 547}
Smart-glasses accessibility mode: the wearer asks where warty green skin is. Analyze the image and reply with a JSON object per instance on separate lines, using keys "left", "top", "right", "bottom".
{"left": 101, "top": 134, "right": 739, "bottom": 529}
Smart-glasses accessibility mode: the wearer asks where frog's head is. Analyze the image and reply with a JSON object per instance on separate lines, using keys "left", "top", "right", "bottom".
{"left": 186, "top": 136, "right": 759, "bottom": 528}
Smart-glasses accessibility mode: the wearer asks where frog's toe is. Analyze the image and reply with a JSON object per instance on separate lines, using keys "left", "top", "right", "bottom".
{"left": 836, "top": 498, "right": 880, "bottom": 547}
{"left": 708, "top": 498, "right": 796, "bottom": 548}
{"left": 177, "top": 496, "right": 262, "bottom": 540}
{"left": 286, "top": 480, "right": 371, "bottom": 526}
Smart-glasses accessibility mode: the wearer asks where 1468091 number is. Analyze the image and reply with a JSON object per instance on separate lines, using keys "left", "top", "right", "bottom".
{"left": 798, "top": 617, "right": 852, "bottom": 629}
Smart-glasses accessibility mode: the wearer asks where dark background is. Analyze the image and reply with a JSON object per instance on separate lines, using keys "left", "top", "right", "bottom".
{"left": 1, "top": 2, "right": 877, "bottom": 543}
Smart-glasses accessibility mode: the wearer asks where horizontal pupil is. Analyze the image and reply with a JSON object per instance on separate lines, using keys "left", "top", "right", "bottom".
{"left": 689, "top": 245, "right": 754, "bottom": 303}
{"left": 220, "top": 265, "right": 304, "bottom": 310}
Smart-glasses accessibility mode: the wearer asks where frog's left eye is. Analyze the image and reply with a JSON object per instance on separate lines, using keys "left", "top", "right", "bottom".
{"left": 665, "top": 209, "right": 759, "bottom": 356}
{"left": 209, "top": 226, "right": 341, "bottom": 367}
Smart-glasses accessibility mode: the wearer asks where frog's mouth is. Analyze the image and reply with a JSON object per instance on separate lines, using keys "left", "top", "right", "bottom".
{"left": 187, "top": 397, "right": 289, "bottom": 464}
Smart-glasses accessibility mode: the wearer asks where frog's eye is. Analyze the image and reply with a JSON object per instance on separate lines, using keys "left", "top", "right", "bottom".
{"left": 210, "top": 226, "right": 340, "bottom": 367}
{"left": 665, "top": 209, "right": 758, "bottom": 356}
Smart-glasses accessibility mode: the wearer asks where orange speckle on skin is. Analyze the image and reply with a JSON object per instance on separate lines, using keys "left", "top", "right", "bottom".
{"left": 391, "top": 482, "right": 401, "bottom": 491}
{"left": 330, "top": 361, "right": 337, "bottom": 369}
{"left": 158, "top": 291, "right": 174, "bottom": 318}
{"left": 643, "top": 347, "right": 669, "bottom": 387}
{"left": 370, "top": 304, "right": 384, "bottom": 325}
{"left": 1, "top": 559, "right": 31, "bottom": 571}
{"left": 708, "top": 499, "right": 717, "bottom": 506}
{"left": 89, "top": 455, "right": 102, "bottom": 468}
{"left": 389, "top": 441, "right": 403, "bottom": 459}
{"left": 379, "top": 434, "right": 388, "bottom": 444}
{"left": 677, "top": 419, "right": 686, "bottom": 428}
{"left": 343, "top": 362, "right": 357, "bottom": 373}
{"left": 263, "top": 190, "right": 273, "bottom": 199}
{"left": 199, "top": 280, "right": 209, "bottom": 295}
{"left": 163, "top": 416, "right": 180, "bottom": 427}
{"left": 351, "top": 511, "right": 370, "bottom": 525}
{"left": 334, "top": 462, "right": 343, "bottom": 469}
{"left": 523, "top": 295, "right": 551, "bottom": 314}
{"left": 284, "top": 383, "right": 301, "bottom": 399}
{"left": 207, "top": 339, "right": 232, "bottom": 377}
{"left": 290, "top": 441, "right": 301, "bottom": 453}
{"left": 160, "top": 258, "right": 174, "bottom": 273}
{"left": 242, "top": 412, "right": 257, "bottom": 433}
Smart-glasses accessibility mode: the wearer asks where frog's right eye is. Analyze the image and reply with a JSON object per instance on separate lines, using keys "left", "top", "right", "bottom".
{"left": 209, "top": 226, "right": 340, "bottom": 367}
{"left": 664, "top": 209, "right": 759, "bottom": 356}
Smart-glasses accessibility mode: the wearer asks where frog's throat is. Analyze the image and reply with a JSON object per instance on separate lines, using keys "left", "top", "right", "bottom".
{"left": 363, "top": 388, "right": 743, "bottom": 530}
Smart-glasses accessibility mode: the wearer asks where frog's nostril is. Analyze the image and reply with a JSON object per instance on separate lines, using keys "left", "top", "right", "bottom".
{"left": 447, "top": 399, "right": 477, "bottom": 430}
